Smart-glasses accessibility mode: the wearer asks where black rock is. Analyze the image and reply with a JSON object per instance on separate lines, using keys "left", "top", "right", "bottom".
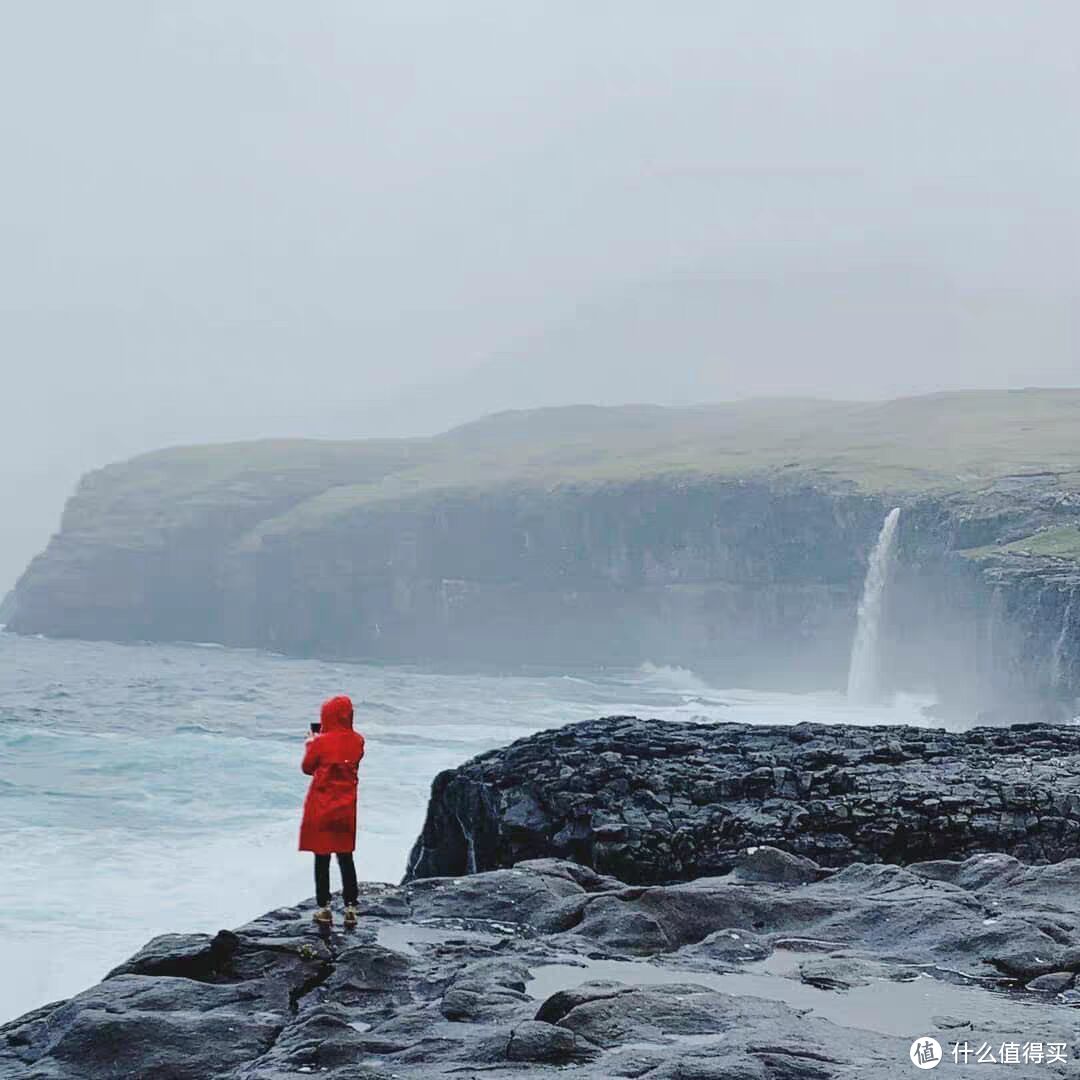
{"left": 105, "top": 930, "right": 239, "bottom": 980}
{"left": 506, "top": 1020, "right": 596, "bottom": 1063}
{"left": 4, "top": 850, "right": 1080, "bottom": 1078}
{"left": 405, "top": 717, "right": 1080, "bottom": 883}
{"left": 1027, "top": 972, "right": 1077, "bottom": 993}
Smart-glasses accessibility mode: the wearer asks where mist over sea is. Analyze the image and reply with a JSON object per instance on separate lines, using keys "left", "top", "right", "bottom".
{"left": 0, "top": 631, "right": 944, "bottom": 1022}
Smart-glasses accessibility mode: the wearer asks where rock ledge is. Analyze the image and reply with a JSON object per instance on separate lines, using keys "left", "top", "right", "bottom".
{"left": 4, "top": 846, "right": 1080, "bottom": 1078}
{"left": 407, "top": 716, "right": 1080, "bottom": 883}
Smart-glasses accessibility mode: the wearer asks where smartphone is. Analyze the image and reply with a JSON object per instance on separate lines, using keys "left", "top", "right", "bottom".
{"left": 310, "top": 722, "right": 321, "bottom": 734}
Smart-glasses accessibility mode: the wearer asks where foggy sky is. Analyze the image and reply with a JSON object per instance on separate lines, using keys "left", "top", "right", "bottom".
{"left": 2, "top": 1, "right": 1078, "bottom": 594}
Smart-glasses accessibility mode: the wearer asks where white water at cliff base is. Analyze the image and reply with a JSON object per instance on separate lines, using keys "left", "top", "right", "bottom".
{"left": 0, "top": 631, "right": 945, "bottom": 1022}
{"left": 847, "top": 507, "right": 901, "bottom": 703}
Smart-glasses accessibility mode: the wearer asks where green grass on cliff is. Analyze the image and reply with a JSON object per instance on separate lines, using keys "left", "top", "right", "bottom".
{"left": 423, "top": 388, "right": 1080, "bottom": 497}
{"left": 62, "top": 389, "right": 1080, "bottom": 542}
{"left": 962, "top": 524, "right": 1080, "bottom": 562}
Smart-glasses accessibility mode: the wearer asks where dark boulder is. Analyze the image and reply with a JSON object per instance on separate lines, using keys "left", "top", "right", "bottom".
{"left": 507, "top": 1020, "right": 597, "bottom": 1063}
{"left": 105, "top": 930, "right": 239, "bottom": 980}
{"left": 405, "top": 717, "right": 1080, "bottom": 883}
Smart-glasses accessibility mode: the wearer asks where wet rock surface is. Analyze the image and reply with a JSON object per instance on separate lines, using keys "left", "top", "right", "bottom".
{"left": 406, "top": 717, "right": 1080, "bottom": 883}
{"left": 3, "top": 848, "right": 1079, "bottom": 1079}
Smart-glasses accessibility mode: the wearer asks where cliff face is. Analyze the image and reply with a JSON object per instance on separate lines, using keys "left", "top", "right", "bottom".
{"left": 217, "top": 478, "right": 881, "bottom": 686}
{"left": 8, "top": 393, "right": 1080, "bottom": 703}
{"left": 887, "top": 481, "right": 1080, "bottom": 712}
{"left": 7, "top": 438, "right": 428, "bottom": 645}
{"left": 10, "top": 474, "right": 881, "bottom": 685}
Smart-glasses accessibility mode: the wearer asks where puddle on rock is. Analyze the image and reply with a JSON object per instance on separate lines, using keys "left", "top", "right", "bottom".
{"left": 525, "top": 954, "right": 1079, "bottom": 1040}
{"left": 376, "top": 921, "right": 508, "bottom": 956}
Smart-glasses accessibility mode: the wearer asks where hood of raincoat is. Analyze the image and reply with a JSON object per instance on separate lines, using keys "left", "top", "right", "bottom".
{"left": 320, "top": 695, "right": 354, "bottom": 733}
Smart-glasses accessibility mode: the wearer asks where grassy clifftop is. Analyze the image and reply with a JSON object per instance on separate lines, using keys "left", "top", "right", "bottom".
{"left": 60, "top": 389, "right": 1080, "bottom": 546}
{"left": 962, "top": 524, "right": 1080, "bottom": 562}
{"left": 11, "top": 390, "right": 1080, "bottom": 691}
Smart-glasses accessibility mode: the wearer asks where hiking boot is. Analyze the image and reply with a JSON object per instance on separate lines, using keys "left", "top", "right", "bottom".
{"left": 313, "top": 906, "right": 332, "bottom": 926}
{"left": 343, "top": 904, "right": 358, "bottom": 928}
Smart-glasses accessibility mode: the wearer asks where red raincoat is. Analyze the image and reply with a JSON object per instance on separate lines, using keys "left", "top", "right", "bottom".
{"left": 299, "top": 696, "right": 365, "bottom": 854}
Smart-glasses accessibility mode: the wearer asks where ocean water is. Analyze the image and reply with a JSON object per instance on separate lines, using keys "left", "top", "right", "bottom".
{"left": 0, "top": 631, "right": 942, "bottom": 1022}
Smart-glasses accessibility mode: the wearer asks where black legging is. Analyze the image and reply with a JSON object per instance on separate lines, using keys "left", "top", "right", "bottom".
{"left": 314, "top": 853, "right": 358, "bottom": 907}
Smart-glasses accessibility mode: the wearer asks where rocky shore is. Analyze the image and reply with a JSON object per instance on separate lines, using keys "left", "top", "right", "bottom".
{"left": 407, "top": 717, "right": 1080, "bottom": 883}
{"left": 5, "top": 718, "right": 1080, "bottom": 1078}
{"left": 3, "top": 846, "right": 1079, "bottom": 1078}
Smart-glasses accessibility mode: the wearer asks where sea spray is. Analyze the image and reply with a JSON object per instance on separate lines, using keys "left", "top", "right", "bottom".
{"left": 847, "top": 507, "right": 901, "bottom": 703}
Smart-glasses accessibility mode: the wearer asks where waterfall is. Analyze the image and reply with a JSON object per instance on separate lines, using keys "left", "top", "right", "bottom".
{"left": 847, "top": 507, "right": 901, "bottom": 703}
{"left": 1051, "top": 590, "right": 1075, "bottom": 690}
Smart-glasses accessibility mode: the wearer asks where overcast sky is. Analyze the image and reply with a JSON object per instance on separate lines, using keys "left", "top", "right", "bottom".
{"left": 1, "top": 1, "right": 1078, "bottom": 594}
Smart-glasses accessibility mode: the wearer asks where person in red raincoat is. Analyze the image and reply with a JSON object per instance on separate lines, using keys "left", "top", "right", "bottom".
{"left": 300, "top": 695, "right": 365, "bottom": 926}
